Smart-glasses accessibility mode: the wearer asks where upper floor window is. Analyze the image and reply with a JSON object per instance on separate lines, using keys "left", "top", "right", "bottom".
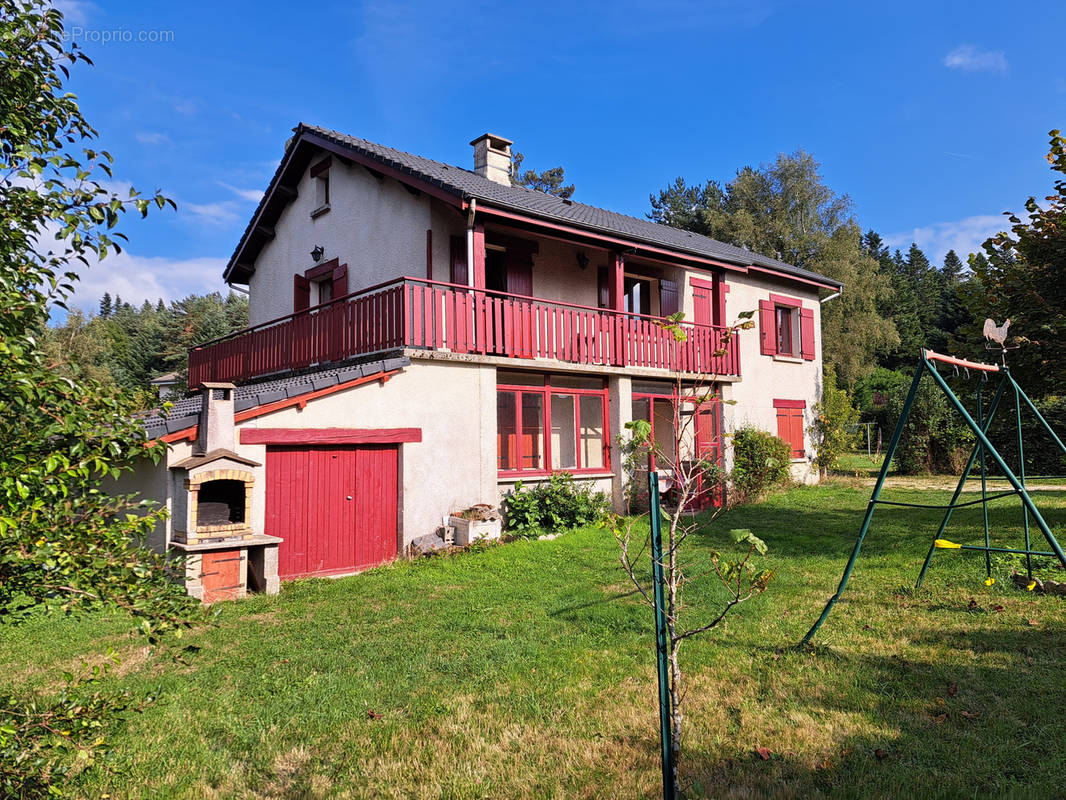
{"left": 760, "top": 293, "right": 815, "bottom": 361}
{"left": 310, "top": 157, "right": 331, "bottom": 217}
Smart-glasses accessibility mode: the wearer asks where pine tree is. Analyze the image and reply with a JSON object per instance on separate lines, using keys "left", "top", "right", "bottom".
{"left": 942, "top": 250, "right": 965, "bottom": 284}
{"left": 99, "top": 291, "right": 112, "bottom": 318}
{"left": 510, "top": 152, "right": 575, "bottom": 199}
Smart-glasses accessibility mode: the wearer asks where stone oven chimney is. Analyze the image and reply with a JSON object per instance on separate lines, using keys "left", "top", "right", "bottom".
{"left": 196, "top": 382, "right": 236, "bottom": 455}
{"left": 470, "top": 133, "right": 513, "bottom": 186}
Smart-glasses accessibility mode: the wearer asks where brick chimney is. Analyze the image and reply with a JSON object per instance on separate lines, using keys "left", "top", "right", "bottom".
{"left": 196, "top": 382, "right": 236, "bottom": 455}
{"left": 470, "top": 133, "right": 513, "bottom": 186}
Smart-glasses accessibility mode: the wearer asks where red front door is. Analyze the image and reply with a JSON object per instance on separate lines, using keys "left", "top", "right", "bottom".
{"left": 266, "top": 445, "right": 398, "bottom": 579}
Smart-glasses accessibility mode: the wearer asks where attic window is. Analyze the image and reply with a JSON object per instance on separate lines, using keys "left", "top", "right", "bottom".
{"left": 310, "top": 157, "right": 331, "bottom": 217}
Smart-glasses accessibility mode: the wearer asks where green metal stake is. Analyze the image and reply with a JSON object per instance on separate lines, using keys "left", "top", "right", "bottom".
{"left": 924, "top": 363, "right": 1066, "bottom": 569}
{"left": 648, "top": 471, "right": 676, "bottom": 800}
{"left": 800, "top": 363, "right": 926, "bottom": 645}
{"left": 915, "top": 374, "right": 1009, "bottom": 588}
{"left": 1014, "top": 381, "right": 1033, "bottom": 578}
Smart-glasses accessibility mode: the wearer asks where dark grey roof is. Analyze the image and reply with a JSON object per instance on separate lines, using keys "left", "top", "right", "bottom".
{"left": 141, "top": 356, "right": 409, "bottom": 439}
{"left": 224, "top": 123, "right": 842, "bottom": 291}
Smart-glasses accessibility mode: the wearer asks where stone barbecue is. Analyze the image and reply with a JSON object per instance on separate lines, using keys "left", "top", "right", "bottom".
{"left": 168, "top": 382, "right": 281, "bottom": 603}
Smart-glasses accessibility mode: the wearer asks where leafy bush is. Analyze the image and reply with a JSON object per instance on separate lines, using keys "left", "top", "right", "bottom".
{"left": 504, "top": 473, "right": 611, "bottom": 537}
{"left": 730, "top": 427, "right": 791, "bottom": 504}
{"left": 811, "top": 371, "right": 860, "bottom": 475}
{"left": 886, "top": 377, "right": 973, "bottom": 474}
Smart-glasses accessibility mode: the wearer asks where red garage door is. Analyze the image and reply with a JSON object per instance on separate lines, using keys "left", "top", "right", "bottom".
{"left": 265, "top": 445, "right": 398, "bottom": 579}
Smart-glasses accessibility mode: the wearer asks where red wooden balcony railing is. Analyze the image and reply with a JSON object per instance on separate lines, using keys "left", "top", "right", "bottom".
{"left": 188, "top": 277, "right": 742, "bottom": 387}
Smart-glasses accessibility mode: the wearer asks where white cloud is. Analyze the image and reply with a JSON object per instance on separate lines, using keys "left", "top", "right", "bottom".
{"left": 884, "top": 213, "right": 1009, "bottom": 265}
{"left": 135, "top": 131, "right": 171, "bottom": 146}
{"left": 217, "top": 181, "right": 264, "bottom": 203}
{"left": 66, "top": 251, "right": 229, "bottom": 312}
{"left": 51, "top": 0, "right": 94, "bottom": 25}
{"left": 943, "top": 45, "right": 1007, "bottom": 73}
{"left": 182, "top": 200, "right": 241, "bottom": 227}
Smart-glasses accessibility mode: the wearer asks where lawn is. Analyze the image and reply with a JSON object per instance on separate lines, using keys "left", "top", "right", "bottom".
{"left": 4, "top": 481, "right": 1066, "bottom": 799}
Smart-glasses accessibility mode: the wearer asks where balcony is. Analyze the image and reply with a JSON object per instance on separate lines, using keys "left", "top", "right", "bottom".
{"left": 188, "top": 277, "right": 741, "bottom": 387}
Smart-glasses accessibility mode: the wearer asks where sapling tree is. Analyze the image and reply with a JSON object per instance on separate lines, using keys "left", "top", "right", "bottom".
{"left": 1, "top": 2, "right": 196, "bottom": 794}
{"left": 613, "top": 311, "right": 774, "bottom": 796}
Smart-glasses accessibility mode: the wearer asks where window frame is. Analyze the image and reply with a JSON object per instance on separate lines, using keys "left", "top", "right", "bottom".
{"left": 310, "top": 157, "right": 331, "bottom": 217}
{"left": 497, "top": 375, "right": 610, "bottom": 477}
{"left": 631, "top": 387, "right": 722, "bottom": 473}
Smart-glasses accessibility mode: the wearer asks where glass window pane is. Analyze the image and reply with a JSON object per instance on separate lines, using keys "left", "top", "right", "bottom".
{"left": 551, "top": 394, "right": 577, "bottom": 469}
{"left": 549, "top": 374, "right": 605, "bottom": 390}
{"left": 579, "top": 395, "right": 605, "bottom": 470}
{"left": 653, "top": 398, "right": 677, "bottom": 466}
{"left": 521, "top": 393, "right": 544, "bottom": 470}
{"left": 498, "top": 371, "right": 545, "bottom": 386}
{"left": 497, "top": 391, "right": 517, "bottom": 471}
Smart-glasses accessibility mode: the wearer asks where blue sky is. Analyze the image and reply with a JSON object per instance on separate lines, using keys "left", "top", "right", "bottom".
{"left": 55, "top": 0, "right": 1065, "bottom": 310}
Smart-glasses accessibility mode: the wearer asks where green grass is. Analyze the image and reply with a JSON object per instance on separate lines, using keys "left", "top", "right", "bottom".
{"left": 4, "top": 482, "right": 1066, "bottom": 799}
{"left": 834, "top": 451, "right": 888, "bottom": 477}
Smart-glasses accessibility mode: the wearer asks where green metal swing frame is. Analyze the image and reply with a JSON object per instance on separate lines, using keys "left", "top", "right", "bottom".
{"left": 801, "top": 348, "right": 1066, "bottom": 645}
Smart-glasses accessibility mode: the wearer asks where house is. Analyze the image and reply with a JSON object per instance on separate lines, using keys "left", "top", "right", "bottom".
{"left": 128, "top": 124, "right": 842, "bottom": 600}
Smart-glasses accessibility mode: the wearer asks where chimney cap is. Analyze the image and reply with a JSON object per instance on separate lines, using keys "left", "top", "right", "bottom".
{"left": 199, "top": 381, "right": 237, "bottom": 391}
{"left": 469, "top": 133, "right": 513, "bottom": 150}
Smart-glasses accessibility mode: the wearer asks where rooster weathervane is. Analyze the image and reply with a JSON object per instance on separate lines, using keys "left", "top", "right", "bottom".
{"left": 983, "top": 317, "right": 1018, "bottom": 366}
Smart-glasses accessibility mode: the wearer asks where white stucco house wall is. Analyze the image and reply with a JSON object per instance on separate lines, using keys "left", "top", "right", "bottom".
{"left": 131, "top": 124, "right": 842, "bottom": 594}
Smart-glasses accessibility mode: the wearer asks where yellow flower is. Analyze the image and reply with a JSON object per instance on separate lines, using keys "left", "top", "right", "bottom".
{"left": 984, "top": 577, "right": 994, "bottom": 586}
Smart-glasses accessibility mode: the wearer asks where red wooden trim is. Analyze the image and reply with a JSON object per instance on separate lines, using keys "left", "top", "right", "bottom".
{"left": 293, "top": 274, "right": 310, "bottom": 312}
{"left": 690, "top": 277, "right": 715, "bottom": 290}
{"left": 304, "top": 258, "right": 340, "bottom": 280}
{"left": 769, "top": 292, "right": 804, "bottom": 308}
{"left": 477, "top": 205, "right": 751, "bottom": 273}
{"left": 161, "top": 427, "right": 198, "bottom": 444}
{"left": 310, "top": 156, "right": 332, "bottom": 178}
{"left": 425, "top": 229, "right": 433, "bottom": 280}
{"left": 923, "top": 349, "right": 1000, "bottom": 373}
{"left": 758, "top": 300, "right": 775, "bottom": 355}
{"left": 772, "top": 398, "right": 806, "bottom": 409}
{"left": 749, "top": 265, "right": 841, "bottom": 292}
{"left": 241, "top": 427, "right": 421, "bottom": 445}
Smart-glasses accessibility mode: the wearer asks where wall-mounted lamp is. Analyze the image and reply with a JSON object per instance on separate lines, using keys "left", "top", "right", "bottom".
{"left": 310, "top": 245, "right": 325, "bottom": 262}
{"left": 576, "top": 251, "right": 590, "bottom": 271}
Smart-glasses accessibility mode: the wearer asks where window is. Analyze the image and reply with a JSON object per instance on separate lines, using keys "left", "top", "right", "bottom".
{"left": 776, "top": 306, "right": 795, "bottom": 356}
{"left": 624, "top": 276, "right": 651, "bottom": 315}
{"left": 310, "top": 157, "right": 331, "bottom": 217}
{"left": 497, "top": 374, "right": 608, "bottom": 475}
{"left": 774, "top": 399, "right": 806, "bottom": 458}
{"left": 760, "top": 293, "right": 816, "bottom": 360}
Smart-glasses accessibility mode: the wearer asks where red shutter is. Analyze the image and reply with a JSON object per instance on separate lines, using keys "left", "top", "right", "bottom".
{"left": 800, "top": 307, "right": 815, "bottom": 360}
{"left": 294, "top": 274, "right": 311, "bottom": 312}
{"left": 597, "top": 266, "right": 609, "bottom": 308}
{"left": 789, "top": 409, "right": 805, "bottom": 457}
{"left": 331, "top": 263, "right": 348, "bottom": 299}
{"left": 450, "top": 236, "right": 467, "bottom": 286}
{"left": 759, "top": 299, "right": 775, "bottom": 355}
{"left": 659, "top": 279, "right": 679, "bottom": 317}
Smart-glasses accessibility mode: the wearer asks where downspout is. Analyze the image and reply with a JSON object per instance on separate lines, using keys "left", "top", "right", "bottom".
{"left": 466, "top": 197, "right": 477, "bottom": 288}
{"left": 820, "top": 288, "right": 842, "bottom": 304}
{"left": 227, "top": 283, "right": 250, "bottom": 296}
